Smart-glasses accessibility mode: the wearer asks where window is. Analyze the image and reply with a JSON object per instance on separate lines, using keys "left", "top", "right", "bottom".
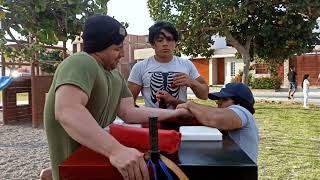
{"left": 231, "top": 62, "right": 236, "bottom": 77}
{"left": 16, "top": 92, "right": 29, "bottom": 106}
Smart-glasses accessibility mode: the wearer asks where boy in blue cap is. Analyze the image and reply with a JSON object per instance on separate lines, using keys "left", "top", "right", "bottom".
{"left": 177, "top": 83, "right": 259, "bottom": 163}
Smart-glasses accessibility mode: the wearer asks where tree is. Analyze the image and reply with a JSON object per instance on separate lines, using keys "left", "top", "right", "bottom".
{"left": 0, "top": 0, "right": 109, "bottom": 60}
{"left": 148, "top": 0, "right": 320, "bottom": 84}
{"left": 39, "top": 50, "right": 64, "bottom": 74}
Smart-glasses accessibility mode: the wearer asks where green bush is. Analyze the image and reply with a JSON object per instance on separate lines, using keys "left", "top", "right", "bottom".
{"left": 251, "top": 76, "right": 282, "bottom": 89}
{"left": 231, "top": 72, "right": 253, "bottom": 85}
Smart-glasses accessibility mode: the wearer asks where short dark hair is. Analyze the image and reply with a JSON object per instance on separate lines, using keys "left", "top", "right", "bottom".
{"left": 148, "top": 21, "right": 179, "bottom": 45}
{"left": 302, "top": 74, "right": 310, "bottom": 88}
{"left": 230, "top": 96, "right": 255, "bottom": 114}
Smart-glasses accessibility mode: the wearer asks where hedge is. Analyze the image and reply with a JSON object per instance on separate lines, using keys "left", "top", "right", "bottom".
{"left": 251, "top": 76, "right": 282, "bottom": 90}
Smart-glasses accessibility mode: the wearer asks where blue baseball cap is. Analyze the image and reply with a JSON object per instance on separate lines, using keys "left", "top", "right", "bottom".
{"left": 208, "top": 83, "right": 255, "bottom": 106}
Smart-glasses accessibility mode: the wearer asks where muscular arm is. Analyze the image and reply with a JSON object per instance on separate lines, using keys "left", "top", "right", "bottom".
{"left": 55, "top": 85, "right": 149, "bottom": 180}
{"left": 178, "top": 101, "right": 242, "bottom": 130}
{"left": 55, "top": 85, "right": 123, "bottom": 157}
{"left": 127, "top": 81, "right": 142, "bottom": 103}
{"left": 190, "top": 76, "right": 209, "bottom": 100}
{"left": 118, "top": 97, "right": 190, "bottom": 124}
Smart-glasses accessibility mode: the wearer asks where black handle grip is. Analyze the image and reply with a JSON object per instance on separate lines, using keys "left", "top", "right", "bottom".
{"left": 149, "top": 116, "right": 160, "bottom": 162}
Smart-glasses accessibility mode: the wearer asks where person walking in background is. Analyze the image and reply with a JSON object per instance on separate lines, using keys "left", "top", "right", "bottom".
{"left": 302, "top": 74, "right": 310, "bottom": 108}
{"left": 287, "top": 66, "right": 297, "bottom": 99}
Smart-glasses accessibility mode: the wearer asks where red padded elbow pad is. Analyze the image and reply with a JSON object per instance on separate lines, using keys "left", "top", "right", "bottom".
{"left": 109, "top": 125, "right": 181, "bottom": 154}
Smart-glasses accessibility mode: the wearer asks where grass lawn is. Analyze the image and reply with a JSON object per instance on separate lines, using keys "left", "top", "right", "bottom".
{"left": 190, "top": 99, "right": 320, "bottom": 180}
{"left": 138, "top": 98, "right": 320, "bottom": 179}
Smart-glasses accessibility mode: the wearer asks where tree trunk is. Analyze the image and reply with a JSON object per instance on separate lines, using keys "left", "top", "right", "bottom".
{"left": 224, "top": 31, "right": 252, "bottom": 85}
{"left": 241, "top": 51, "right": 251, "bottom": 84}
{"left": 63, "top": 41, "right": 67, "bottom": 58}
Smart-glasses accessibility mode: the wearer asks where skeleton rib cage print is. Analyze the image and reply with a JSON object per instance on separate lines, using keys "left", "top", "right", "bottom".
{"left": 149, "top": 71, "right": 180, "bottom": 104}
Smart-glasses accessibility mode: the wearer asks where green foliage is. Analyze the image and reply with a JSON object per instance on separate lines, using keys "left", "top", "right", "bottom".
{"left": 231, "top": 71, "right": 253, "bottom": 85}
{"left": 147, "top": 0, "right": 320, "bottom": 83}
{"left": 0, "top": 0, "right": 109, "bottom": 60}
{"left": 251, "top": 76, "right": 282, "bottom": 89}
{"left": 254, "top": 56, "right": 284, "bottom": 77}
{"left": 39, "top": 50, "right": 64, "bottom": 74}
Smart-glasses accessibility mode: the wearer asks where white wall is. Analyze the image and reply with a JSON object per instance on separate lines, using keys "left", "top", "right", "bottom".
{"left": 224, "top": 57, "right": 243, "bottom": 84}
{"left": 209, "top": 59, "right": 218, "bottom": 85}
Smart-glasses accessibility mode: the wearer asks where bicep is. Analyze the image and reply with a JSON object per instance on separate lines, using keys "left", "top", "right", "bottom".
{"left": 211, "top": 109, "right": 242, "bottom": 130}
{"left": 127, "top": 82, "right": 142, "bottom": 100}
{"left": 55, "top": 85, "right": 89, "bottom": 118}
{"left": 223, "top": 109, "right": 243, "bottom": 130}
{"left": 117, "top": 97, "right": 135, "bottom": 119}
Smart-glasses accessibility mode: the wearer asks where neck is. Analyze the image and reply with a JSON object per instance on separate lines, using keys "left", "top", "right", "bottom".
{"left": 90, "top": 53, "right": 111, "bottom": 71}
{"left": 154, "top": 54, "right": 173, "bottom": 63}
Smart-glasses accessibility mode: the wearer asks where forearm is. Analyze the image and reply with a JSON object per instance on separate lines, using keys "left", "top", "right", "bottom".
{"left": 189, "top": 80, "right": 209, "bottom": 100}
{"left": 120, "top": 107, "right": 178, "bottom": 124}
{"left": 186, "top": 102, "right": 229, "bottom": 129}
{"left": 57, "top": 105, "right": 123, "bottom": 157}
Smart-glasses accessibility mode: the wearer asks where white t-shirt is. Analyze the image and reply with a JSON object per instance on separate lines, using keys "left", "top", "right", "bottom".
{"left": 303, "top": 79, "right": 310, "bottom": 91}
{"left": 228, "top": 105, "right": 259, "bottom": 163}
{"left": 128, "top": 56, "right": 200, "bottom": 108}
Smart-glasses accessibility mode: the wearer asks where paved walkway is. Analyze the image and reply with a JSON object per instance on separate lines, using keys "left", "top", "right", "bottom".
{"left": 2, "top": 87, "right": 319, "bottom": 107}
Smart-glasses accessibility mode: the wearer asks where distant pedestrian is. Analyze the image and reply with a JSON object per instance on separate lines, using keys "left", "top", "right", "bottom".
{"left": 287, "top": 66, "right": 297, "bottom": 99}
{"left": 302, "top": 74, "right": 310, "bottom": 108}
{"left": 317, "top": 73, "right": 320, "bottom": 85}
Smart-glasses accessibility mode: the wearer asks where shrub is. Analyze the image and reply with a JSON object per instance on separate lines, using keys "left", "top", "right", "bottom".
{"left": 251, "top": 76, "right": 282, "bottom": 89}
{"left": 231, "top": 73, "right": 242, "bottom": 83}
{"left": 231, "top": 72, "right": 253, "bottom": 85}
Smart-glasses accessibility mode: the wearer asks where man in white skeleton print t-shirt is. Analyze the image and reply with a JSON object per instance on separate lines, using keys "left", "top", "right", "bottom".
{"left": 128, "top": 21, "right": 209, "bottom": 109}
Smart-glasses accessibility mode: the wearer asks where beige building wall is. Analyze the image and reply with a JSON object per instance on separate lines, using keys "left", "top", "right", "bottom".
{"left": 134, "top": 48, "right": 155, "bottom": 60}
{"left": 209, "top": 59, "right": 218, "bottom": 85}
{"left": 224, "top": 57, "right": 243, "bottom": 84}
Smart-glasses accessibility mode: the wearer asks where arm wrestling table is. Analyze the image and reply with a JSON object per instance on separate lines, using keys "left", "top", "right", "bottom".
{"left": 59, "top": 135, "right": 257, "bottom": 180}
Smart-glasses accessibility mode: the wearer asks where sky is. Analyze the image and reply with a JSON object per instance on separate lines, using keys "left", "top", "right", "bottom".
{"left": 107, "top": 0, "right": 154, "bottom": 35}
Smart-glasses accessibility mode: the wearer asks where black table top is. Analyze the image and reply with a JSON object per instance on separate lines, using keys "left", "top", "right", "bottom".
{"left": 165, "top": 137, "right": 258, "bottom": 180}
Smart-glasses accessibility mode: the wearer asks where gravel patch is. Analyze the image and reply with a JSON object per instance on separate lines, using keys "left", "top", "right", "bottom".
{"left": 0, "top": 113, "right": 50, "bottom": 180}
